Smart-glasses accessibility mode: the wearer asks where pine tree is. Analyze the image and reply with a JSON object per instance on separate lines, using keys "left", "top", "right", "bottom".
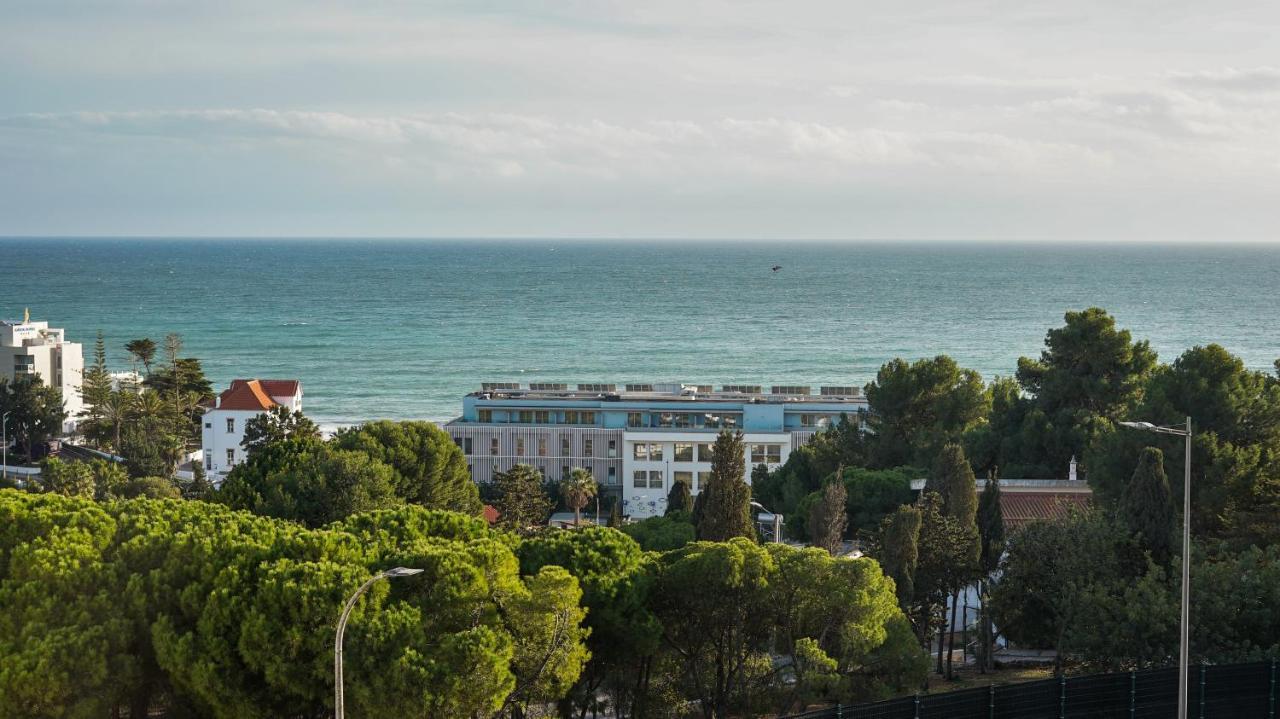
{"left": 694, "top": 430, "right": 754, "bottom": 541}
{"left": 1120, "top": 447, "right": 1175, "bottom": 566}
{"left": 666, "top": 477, "right": 693, "bottom": 516}
{"left": 79, "top": 331, "right": 113, "bottom": 448}
{"left": 808, "top": 479, "right": 848, "bottom": 555}
{"left": 184, "top": 462, "right": 213, "bottom": 500}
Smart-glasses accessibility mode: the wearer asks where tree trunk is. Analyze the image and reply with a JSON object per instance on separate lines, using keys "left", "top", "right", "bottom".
{"left": 946, "top": 589, "right": 960, "bottom": 679}
{"left": 935, "top": 613, "right": 945, "bottom": 674}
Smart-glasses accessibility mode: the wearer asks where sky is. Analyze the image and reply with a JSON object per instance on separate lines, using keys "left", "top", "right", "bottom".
{"left": 1, "top": 0, "right": 1278, "bottom": 241}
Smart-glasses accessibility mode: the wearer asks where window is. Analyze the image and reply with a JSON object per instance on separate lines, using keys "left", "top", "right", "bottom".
{"left": 750, "top": 444, "right": 782, "bottom": 464}
{"left": 648, "top": 443, "right": 664, "bottom": 461}
{"left": 204, "top": 422, "right": 212, "bottom": 429}
{"left": 584, "top": 439, "right": 594, "bottom": 457}
{"left": 608, "top": 439, "right": 617, "bottom": 458}
{"left": 226, "top": 448, "right": 235, "bottom": 465}
{"left": 454, "top": 437, "right": 463, "bottom": 451}
{"left": 633, "top": 470, "right": 647, "bottom": 488}
{"left": 648, "top": 470, "right": 664, "bottom": 489}
{"left": 657, "top": 413, "right": 674, "bottom": 428}
{"left": 516, "top": 438, "right": 525, "bottom": 456}
{"left": 800, "top": 414, "right": 832, "bottom": 428}
{"left": 535, "top": 410, "right": 550, "bottom": 424}
{"left": 538, "top": 437, "right": 547, "bottom": 457}
{"left": 205, "top": 452, "right": 212, "bottom": 470}
{"left": 226, "top": 418, "right": 235, "bottom": 433}
{"left": 697, "top": 443, "right": 715, "bottom": 462}
{"left": 633, "top": 443, "right": 649, "bottom": 461}
{"left": 518, "top": 410, "right": 534, "bottom": 423}
{"left": 673, "top": 413, "right": 692, "bottom": 428}
{"left": 491, "top": 437, "right": 499, "bottom": 455}
{"left": 674, "top": 471, "right": 692, "bottom": 488}
{"left": 562, "top": 465, "right": 571, "bottom": 480}
{"left": 581, "top": 412, "right": 596, "bottom": 424}
{"left": 697, "top": 471, "right": 712, "bottom": 492}
{"left": 478, "top": 409, "right": 492, "bottom": 423}
{"left": 627, "top": 412, "right": 644, "bottom": 427}
{"left": 564, "top": 411, "right": 579, "bottom": 425}
{"left": 607, "top": 466, "right": 617, "bottom": 483}
{"left": 674, "top": 443, "right": 693, "bottom": 461}
{"left": 463, "top": 437, "right": 473, "bottom": 455}
{"left": 561, "top": 436, "right": 571, "bottom": 457}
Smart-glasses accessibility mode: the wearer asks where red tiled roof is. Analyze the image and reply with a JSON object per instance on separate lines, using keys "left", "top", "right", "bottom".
{"left": 258, "top": 379, "right": 300, "bottom": 399}
{"left": 217, "top": 379, "right": 279, "bottom": 411}
{"left": 483, "top": 504, "right": 500, "bottom": 525}
{"left": 1000, "top": 492, "right": 1092, "bottom": 528}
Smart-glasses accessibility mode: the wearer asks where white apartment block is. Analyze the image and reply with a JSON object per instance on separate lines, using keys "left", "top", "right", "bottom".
{"left": 1, "top": 311, "right": 84, "bottom": 434}
{"left": 201, "top": 379, "right": 302, "bottom": 482}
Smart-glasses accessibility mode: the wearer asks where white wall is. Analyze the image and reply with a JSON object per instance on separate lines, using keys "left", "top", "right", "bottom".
{"left": 201, "top": 409, "right": 266, "bottom": 478}
{"left": 620, "top": 431, "right": 791, "bottom": 518}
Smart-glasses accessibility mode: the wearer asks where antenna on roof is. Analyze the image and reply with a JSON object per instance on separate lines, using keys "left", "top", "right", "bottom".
{"left": 23, "top": 307, "right": 29, "bottom": 323}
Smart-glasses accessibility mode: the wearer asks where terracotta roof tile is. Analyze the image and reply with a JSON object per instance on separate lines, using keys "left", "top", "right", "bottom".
{"left": 1000, "top": 492, "right": 1092, "bottom": 528}
{"left": 217, "top": 379, "right": 279, "bottom": 411}
{"left": 258, "top": 379, "right": 300, "bottom": 399}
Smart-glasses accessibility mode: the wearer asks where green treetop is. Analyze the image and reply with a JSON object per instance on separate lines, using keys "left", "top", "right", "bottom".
{"left": 693, "top": 429, "right": 754, "bottom": 541}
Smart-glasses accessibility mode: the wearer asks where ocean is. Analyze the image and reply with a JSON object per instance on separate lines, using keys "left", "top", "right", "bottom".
{"left": 3, "top": 238, "right": 1278, "bottom": 428}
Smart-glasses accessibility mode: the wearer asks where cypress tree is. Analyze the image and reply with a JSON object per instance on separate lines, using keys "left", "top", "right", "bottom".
{"left": 1120, "top": 447, "right": 1175, "bottom": 566}
{"left": 694, "top": 430, "right": 754, "bottom": 541}
{"left": 493, "top": 463, "right": 553, "bottom": 533}
{"left": 666, "top": 477, "right": 693, "bottom": 516}
{"left": 977, "top": 471, "right": 1005, "bottom": 574}
{"left": 879, "top": 504, "right": 921, "bottom": 612}
{"left": 808, "top": 479, "right": 848, "bottom": 555}
{"left": 976, "top": 471, "right": 1005, "bottom": 673}
{"left": 927, "top": 443, "right": 979, "bottom": 526}
{"left": 608, "top": 496, "right": 623, "bottom": 527}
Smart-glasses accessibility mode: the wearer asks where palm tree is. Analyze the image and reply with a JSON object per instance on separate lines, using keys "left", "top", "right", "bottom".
{"left": 559, "top": 468, "right": 598, "bottom": 528}
{"left": 125, "top": 338, "right": 157, "bottom": 376}
{"left": 100, "top": 391, "right": 134, "bottom": 452}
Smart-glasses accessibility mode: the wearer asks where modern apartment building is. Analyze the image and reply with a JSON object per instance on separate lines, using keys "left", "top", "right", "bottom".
{"left": 444, "top": 382, "right": 868, "bottom": 518}
{"left": 201, "top": 379, "right": 303, "bottom": 482}
{"left": 1, "top": 311, "right": 84, "bottom": 433}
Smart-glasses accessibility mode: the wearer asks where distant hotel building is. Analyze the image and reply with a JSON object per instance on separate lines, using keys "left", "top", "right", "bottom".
{"left": 1, "top": 310, "right": 84, "bottom": 433}
{"left": 445, "top": 382, "right": 868, "bottom": 518}
{"left": 202, "top": 379, "right": 302, "bottom": 481}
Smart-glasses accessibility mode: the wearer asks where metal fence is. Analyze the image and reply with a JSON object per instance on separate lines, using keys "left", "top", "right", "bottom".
{"left": 784, "top": 660, "right": 1278, "bottom": 719}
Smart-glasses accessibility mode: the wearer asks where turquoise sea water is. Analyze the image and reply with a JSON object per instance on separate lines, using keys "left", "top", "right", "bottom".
{"left": 2, "top": 238, "right": 1278, "bottom": 427}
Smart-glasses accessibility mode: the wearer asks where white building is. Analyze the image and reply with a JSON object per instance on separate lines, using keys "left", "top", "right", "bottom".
{"left": 201, "top": 379, "right": 302, "bottom": 481}
{"left": 1, "top": 310, "right": 84, "bottom": 434}
{"left": 444, "top": 382, "right": 868, "bottom": 519}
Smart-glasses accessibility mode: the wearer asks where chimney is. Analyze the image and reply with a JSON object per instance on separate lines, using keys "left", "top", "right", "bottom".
{"left": 1068, "top": 455, "right": 1078, "bottom": 482}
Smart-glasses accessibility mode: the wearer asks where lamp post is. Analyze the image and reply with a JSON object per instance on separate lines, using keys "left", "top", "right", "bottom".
{"left": 1119, "top": 417, "right": 1192, "bottom": 719}
{"left": 2, "top": 410, "right": 10, "bottom": 484}
{"left": 334, "top": 567, "right": 424, "bottom": 719}
{"left": 749, "top": 500, "right": 783, "bottom": 543}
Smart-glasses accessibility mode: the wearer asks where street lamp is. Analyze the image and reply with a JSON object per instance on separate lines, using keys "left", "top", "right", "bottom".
{"left": 749, "top": 501, "right": 784, "bottom": 543}
{"left": 2, "top": 411, "right": 10, "bottom": 484}
{"left": 334, "top": 566, "right": 424, "bottom": 719}
{"left": 1119, "top": 417, "right": 1191, "bottom": 719}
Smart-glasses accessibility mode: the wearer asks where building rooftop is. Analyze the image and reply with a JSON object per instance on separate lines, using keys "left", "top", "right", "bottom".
{"left": 214, "top": 379, "right": 301, "bottom": 411}
{"left": 470, "top": 382, "right": 865, "bottom": 404}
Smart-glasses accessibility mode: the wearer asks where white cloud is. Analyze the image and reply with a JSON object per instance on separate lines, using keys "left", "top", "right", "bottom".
{"left": 1, "top": 0, "right": 1279, "bottom": 239}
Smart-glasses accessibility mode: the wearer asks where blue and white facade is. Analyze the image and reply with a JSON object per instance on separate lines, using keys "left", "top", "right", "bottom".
{"left": 445, "top": 383, "right": 867, "bottom": 518}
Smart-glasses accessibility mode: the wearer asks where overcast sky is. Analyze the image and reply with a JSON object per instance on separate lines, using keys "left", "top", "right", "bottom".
{"left": 2, "top": 0, "right": 1278, "bottom": 240}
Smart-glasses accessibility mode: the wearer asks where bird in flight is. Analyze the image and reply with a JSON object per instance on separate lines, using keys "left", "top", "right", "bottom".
{"left": 771, "top": 265, "right": 782, "bottom": 272}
